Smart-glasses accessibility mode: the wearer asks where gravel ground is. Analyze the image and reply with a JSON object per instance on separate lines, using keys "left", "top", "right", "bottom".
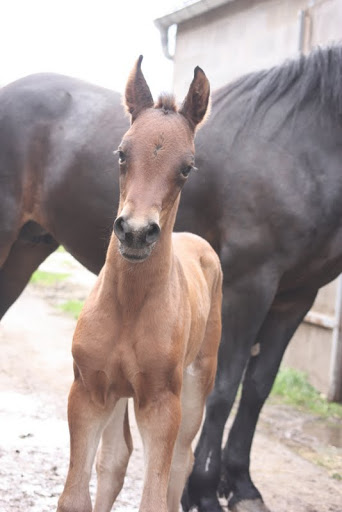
{"left": 0, "top": 252, "right": 341, "bottom": 512}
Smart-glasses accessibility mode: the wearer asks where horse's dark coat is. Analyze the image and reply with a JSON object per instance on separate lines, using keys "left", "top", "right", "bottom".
{"left": 0, "top": 47, "right": 342, "bottom": 511}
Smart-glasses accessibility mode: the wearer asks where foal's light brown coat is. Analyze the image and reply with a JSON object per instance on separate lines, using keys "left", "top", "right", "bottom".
{"left": 57, "top": 57, "right": 222, "bottom": 512}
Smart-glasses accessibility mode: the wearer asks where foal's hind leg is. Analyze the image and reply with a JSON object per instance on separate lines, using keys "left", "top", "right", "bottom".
{"left": 220, "top": 288, "right": 317, "bottom": 512}
{"left": 175, "top": 279, "right": 222, "bottom": 512}
{"left": 168, "top": 361, "right": 216, "bottom": 512}
{"left": 94, "top": 398, "right": 133, "bottom": 512}
{"left": 0, "top": 232, "right": 58, "bottom": 319}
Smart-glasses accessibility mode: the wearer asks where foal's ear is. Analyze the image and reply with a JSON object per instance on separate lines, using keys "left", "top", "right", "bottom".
{"left": 179, "top": 67, "right": 210, "bottom": 130}
{"left": 125, "top": 55, "right": 154, "bottom": 123}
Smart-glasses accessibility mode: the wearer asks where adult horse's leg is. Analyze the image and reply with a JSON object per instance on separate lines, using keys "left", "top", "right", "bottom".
{"left": 93, "top": 398, "right": 133, "bottom": 512}
{"left": 0, "top": 210, "right": 21, "bottom": 292}
{"left": 220, "top": 287, "right": 317, "bottom": 512}
{"left": 183, "top": 268, "right": 278, "bottom": 512}
{"left": 0, "top": 232, "right": 58, "bottom": 319}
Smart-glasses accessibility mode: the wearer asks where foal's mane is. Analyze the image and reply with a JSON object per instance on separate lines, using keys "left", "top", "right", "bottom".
{"left": 214, "top": 45, "right": 342, "bottom": 120}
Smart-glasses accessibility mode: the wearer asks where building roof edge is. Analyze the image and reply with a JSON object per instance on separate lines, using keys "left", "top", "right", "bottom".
{"left": 154, "top": 0, "right": 237, "bottom": 30}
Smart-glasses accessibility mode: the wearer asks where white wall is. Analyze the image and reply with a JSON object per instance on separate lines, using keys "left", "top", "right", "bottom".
{"left": 173, "top": 0, "right": 342, "bottom": 98}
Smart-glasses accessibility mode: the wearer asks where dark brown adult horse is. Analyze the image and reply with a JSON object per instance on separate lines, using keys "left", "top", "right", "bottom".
{"left": 1, "top": 46, "right": 342, "bottom": 511}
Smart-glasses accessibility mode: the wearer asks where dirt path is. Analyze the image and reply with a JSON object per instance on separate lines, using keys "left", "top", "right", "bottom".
{"left": 0, "top": 253, "right": 341, "bottom": 512}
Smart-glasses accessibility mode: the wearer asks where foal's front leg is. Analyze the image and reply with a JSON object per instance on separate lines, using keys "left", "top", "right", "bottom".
{"left": 57, "top": 377, "right": 115, "bottom": 512}
{"left": 135, "top": 389, "right": 182, "bottom": 512}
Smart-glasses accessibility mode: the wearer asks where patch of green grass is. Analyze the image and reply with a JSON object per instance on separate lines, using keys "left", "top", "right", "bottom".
{"left": 271, "top": 367, "right": 342, "bottom": 419}
{"left": 59, "top": 300, "right": 84, "bottom": 319}
{"left": 30, "top": 270, "right": 70, "bottom": 286}
{"left": 332, "top": 473, "right": 342, "bottom": 481}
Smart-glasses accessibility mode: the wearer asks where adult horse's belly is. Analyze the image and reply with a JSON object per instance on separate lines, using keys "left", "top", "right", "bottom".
{"left": 279, "top": 228, "right": 342, "bottom": 292}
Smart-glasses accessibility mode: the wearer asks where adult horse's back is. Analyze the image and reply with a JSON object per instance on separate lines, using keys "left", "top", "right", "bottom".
{"left": 0, "top": 73, "right": 128, "bottom": 317}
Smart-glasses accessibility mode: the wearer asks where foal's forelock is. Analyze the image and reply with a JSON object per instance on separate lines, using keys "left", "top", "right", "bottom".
{"left": 154, "top": 93, "right": 177, "bottom": 113}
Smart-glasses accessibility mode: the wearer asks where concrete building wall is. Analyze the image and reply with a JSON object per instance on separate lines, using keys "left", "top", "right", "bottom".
{"left": 173, "top": 0, "right": 342, "bottom": 97}
{"left": 171, "top": 0, "right": 342, "bottom": 397}
{"left": 309, "top": 0, "right": 342, "bottom": 47}
{"left": 284, "top": 280, "right": 337, "bottom": 394}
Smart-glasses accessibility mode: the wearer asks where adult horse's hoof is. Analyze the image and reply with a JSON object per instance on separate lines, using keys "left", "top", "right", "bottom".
{"left": 198, "top": 496, "right": 224, "bottom": 512}
{"left": 218, "top": 470, "right": 231, "bottom": 499}
{"left": 229, "top": 498, "right": 271, "bottom": 512}
{"left": 181, "top": 484, "right": 194, "bottom": 511}
{"left": 181, "top": 486, "right": 223, "bottom": 512}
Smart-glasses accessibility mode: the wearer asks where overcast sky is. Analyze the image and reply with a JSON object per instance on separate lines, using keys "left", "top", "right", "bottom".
{"left": 0, "top": 0, "right": 177, "bottom": 98}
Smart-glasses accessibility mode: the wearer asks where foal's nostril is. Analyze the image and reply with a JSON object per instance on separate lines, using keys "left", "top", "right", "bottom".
{"left": 146, "top": 222, "right": 160, "bottom": 244}
{"left": 113, "top": 216, "right": 127, "bottom": 241}
{"left": 114, "top": 217, "right": 160, "bottom": 246}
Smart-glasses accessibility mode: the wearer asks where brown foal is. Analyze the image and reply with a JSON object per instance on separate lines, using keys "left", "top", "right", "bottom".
{"left": 57, "top": 57, "right": 222, "bottom": 512}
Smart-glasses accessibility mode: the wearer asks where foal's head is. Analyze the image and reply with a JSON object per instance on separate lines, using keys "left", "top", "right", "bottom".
{"left": 113, "top": 56, "right": 210, "bottom": 262}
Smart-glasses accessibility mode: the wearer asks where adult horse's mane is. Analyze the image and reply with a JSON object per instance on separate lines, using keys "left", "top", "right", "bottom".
{"left": 213, "top": 45, "right": 342, "bottom": 122}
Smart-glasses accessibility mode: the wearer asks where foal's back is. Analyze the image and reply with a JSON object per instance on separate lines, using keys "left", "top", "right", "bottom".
{"left": 172, "top": 232, "right": 222, "bottom": 365}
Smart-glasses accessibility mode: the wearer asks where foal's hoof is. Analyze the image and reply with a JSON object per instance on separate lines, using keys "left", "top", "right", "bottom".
{"left": 229, "top": 498, "right": 271, "bottom": 512}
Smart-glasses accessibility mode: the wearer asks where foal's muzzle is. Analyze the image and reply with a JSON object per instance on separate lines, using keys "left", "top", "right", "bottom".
{"left": 113, "top": 215, "right": 161, "bottom": 262}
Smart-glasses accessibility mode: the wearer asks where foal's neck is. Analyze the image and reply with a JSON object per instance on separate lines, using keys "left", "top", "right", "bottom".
{"left": 104, "top": 210, "right": 176, "bottom": 307}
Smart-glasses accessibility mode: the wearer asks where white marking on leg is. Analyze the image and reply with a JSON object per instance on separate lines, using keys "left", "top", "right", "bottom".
{"left": 205, "top": 450, "right": 213, "bottom": 472}
{"left": 251, "top": 342, "right": 260, "bottom": 356}
{"left": 186, "top": 362, "right": 197, "bottom": 377}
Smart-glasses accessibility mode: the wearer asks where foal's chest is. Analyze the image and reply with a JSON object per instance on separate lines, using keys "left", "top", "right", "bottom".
{"left": 72, "top": 302, "right": 186, "bottom": 404}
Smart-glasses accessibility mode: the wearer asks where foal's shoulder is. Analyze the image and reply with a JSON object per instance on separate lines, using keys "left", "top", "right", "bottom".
{"left": 172, "top": 231, "right": 212, "bottom": 251}
{"left": 172, "top": 232, "right": 221, "bottom": 270}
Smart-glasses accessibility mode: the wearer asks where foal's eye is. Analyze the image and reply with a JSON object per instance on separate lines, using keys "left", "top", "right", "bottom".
{"left": 114, "top": 149, "right": 126, "bottom": 165}
{"left": 181, "top": 165, "right": 193, "bottom": 178}
{"left": 118, "top": 150, "right": 126, "bottom": 164}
